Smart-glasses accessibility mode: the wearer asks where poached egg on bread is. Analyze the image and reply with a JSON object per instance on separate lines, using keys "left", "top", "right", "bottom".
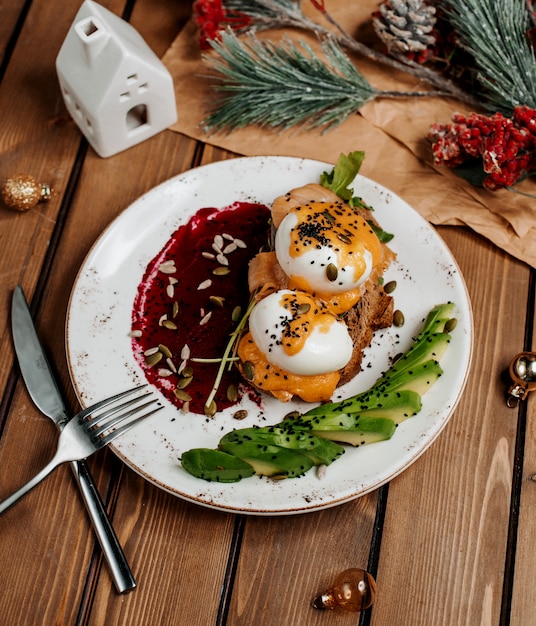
{"left": 239, "top": 182, "right": 395, "bottom": 403}
{"left": 274, "top": 200, "right": 383, "bottom": 315}
{"left": 237, "top": 289, "right": 353, "bottom": 403}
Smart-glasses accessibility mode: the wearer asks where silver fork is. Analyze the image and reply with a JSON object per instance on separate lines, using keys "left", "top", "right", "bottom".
{"left": 0, "top": 385, "right": 162, "bottom": 515}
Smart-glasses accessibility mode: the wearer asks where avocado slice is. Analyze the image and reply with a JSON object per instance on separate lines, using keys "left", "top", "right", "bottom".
{"left": 375, "top": 359, "right": 444, "bottom": 395}
{"left": 181, "top": 448, "right": 255, "bottom": 483}
{"left": 417, "top": 302, "right": 456, "bottom": 338}
{"left": 312, "top": 416, "right": 397, "bottom": 446}
{"left": 219, "top": 426, "right": 344, "bottom": 467}
{"left": 304, "top": 333, "right": 449, "bottom": 419}
{"left": 218, "top": 438, "right": 315, "bottom": 478}
{"left": 299, "top": 388, "right": 422, "bottom": 422}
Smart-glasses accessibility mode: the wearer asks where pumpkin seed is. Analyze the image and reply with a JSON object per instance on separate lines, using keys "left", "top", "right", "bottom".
{"left": 322, "top": 210, "right": 335, "bottom": 224}
{"left": 226, "top": 384, "right": 238, "bottom": 402}
{"left": 182, "top": 365, "right": 194, "bottom": 378}
{"left": 146, "top": 352, "right": 163, "bottom": 367}
{"left": 213, "top": 266, "right": 230, "bottom": 276}
{"left": 172, "top": 301, "right": 179, "bottom": 318}
{"left": 445, "top": 317, "right": 458, "bottom": 333}
{"left": 297, "top": 303, "right": 311, "bottom": 315}
{"left": 326, "top": 263, "right": 338, "bottom": 282}
{"left": 233, "top": 409, "right": 248, "bottom": 420}
{"left": 174, "top": 388, "right": 192, "bottom": 402}
{"left": 283, "top": 410, "right": 301, "bottom": 421}
{"left": 393, "top": 310, "right": 405, "bottom": 327}
{"left": 243, "top": 361, "right": 255, "bottom": 380}
{"left": 158, "top": 344, "right": 172, "bottom": 358}
{"left": 337, "top": 233, "right": 352, "bottom": 244}
{"left": 177, "top": 376, "right": 193, "bottom": 389}
{"left": 231, "top": 306, "right": 242, "bottom": 322}
{"left": 384, "top": 280, "right": 397, "bottom": 294}
{"left": 162, "top": 320, "right": 177, "bottom": 330}
{"left": 204, "top": 400, "right": 217, "bottom": 417}
{"left": 209, "top": 295, "right": 225, "bottom": 308}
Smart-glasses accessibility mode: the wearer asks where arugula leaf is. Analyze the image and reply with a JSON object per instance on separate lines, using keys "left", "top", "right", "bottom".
{"left": 321, "top": 151, "right": 394, "bottom": 241}
{"left": 320, "top": 151, "right": 365, "bottom": 207}
{"left": 368, "top": 221, "right": 394, "bottom": 243}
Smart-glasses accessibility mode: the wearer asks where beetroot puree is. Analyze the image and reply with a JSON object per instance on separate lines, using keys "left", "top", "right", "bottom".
{"left": 131, "top": 201, "right": 271, "bottom": 415}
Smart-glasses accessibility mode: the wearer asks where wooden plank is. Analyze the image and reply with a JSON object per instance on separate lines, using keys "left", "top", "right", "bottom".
{"left": 0, "top": 0, "right": 131, "bottom": 392}
{"left": 29, "top": 127, "right": 237, "bottom": 626}
{"left": 370, "top": 227, "right": 530, "bottom": 625}
{"left": 0, "top": 2, "right": 126, "bottom": 623}
{"left": 0, "top": 1, "right": 27, "bottom": 68}
{"left": 0, "top": 3, "right": 199, "bottom": 625}
{"left": 508, "top": 270, "right": 536, "bottom": 626}
{"left": 195, "top": 145, "right": 381, "bottom": 625}
{"left": 226, "top": 496, "right": 379, "bottom": 626}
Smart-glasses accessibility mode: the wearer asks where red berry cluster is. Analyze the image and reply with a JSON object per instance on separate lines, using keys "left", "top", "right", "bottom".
{"left": 428, "top": 106, "right": 536, "bottom": 190}
{"left": 193, "top": 0, "right": 251, "bottom": 50}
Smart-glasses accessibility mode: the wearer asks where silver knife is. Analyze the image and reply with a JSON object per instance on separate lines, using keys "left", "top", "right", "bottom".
{"left": 11, "top": 285, "right": 136, "bottom": 593}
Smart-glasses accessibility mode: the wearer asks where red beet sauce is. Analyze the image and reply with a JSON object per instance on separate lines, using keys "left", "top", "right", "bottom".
{"left": 131, "top": 202, "right": 271, "bottom": 415}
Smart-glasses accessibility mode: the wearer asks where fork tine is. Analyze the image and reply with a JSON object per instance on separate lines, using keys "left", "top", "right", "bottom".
{"left": 89, "top": 395, "right": 159, "bottom": 439}
{"left": 83, "top": 392, "right": 163, "bottom": 447}
{"left": 81, "top": 390, "right": 154, "bottom": 428}
{"left": 99, "top": 405, "right": 163, "bottom": 447}
{"left": 77, "top": 384, "right": 148, "bottom": 421}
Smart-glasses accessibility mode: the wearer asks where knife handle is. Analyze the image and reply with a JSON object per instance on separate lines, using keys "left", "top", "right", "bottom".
{"left": 70, "top": 459, "right": 136, "bottom": 593}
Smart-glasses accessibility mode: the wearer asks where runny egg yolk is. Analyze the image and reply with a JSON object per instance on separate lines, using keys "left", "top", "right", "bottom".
{"left": 247, "top": 289, "right": 353, "bottom": 376}
{"left": 274, "top": 201, "right": 383, "bottom": 314}
{"left": 237, "top": 289, "right": 354, "bottom": 402}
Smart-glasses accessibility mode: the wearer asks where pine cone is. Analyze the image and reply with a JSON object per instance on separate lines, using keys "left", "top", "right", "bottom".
{"left": 372, "top": 0, "right": 437, "bottom": 58}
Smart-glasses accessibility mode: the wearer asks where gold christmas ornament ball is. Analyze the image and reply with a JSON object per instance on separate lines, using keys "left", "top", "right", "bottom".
{"left": 2, "top": 174, "right": 51, "bottom": 212}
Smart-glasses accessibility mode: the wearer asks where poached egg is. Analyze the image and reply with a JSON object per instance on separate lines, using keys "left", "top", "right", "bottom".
{"left": 248, "top": 289, "right": 353, "bottom": 376}
{"left": 274, "top": 200, "right": 383, "bottom": 314}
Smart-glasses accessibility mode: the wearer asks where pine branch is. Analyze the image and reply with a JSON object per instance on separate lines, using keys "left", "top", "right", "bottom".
{"left": 441, "top": 0, "right": 536, "bottom": 112}
{"left": 222, "top": 0, "right": 479, "bottom": 106}
{"left": 202, "top": 32, "right": 376, "bottom": 130}
{"left": 202, "top": 31, "right": 450, "bottom": 132}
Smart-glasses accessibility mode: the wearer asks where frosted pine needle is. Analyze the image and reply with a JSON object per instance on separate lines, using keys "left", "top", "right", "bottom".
{"left": 442, "top": 0, "right": 536, "bottom": 112}
{"left": 202, "top": 32, "right": 378, "bottom": 131}
{"left": 202, "top": 31, "right": 447, "bottom": 132}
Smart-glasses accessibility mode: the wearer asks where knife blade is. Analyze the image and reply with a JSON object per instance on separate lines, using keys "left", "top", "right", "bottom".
{"left": 11, "top": 285, "right": 136, "bottom": 593}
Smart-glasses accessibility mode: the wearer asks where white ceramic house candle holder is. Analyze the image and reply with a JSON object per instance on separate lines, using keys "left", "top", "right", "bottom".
{"left": 56, "top": 0, "right": 177, "bottom": 158}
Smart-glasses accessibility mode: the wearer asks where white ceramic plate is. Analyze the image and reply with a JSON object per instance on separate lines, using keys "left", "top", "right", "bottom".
{"left": 66, "top": 156, "right": 473, "bottom": 515}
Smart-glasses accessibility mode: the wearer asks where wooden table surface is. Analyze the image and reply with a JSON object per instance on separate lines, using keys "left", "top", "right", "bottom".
{"left": 1, "top": 2, "right": 535, "bottom": 625}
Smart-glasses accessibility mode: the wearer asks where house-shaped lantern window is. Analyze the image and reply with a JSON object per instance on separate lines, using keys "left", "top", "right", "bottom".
{"left": 56, "top": 0, "right": 177, "bottom": 158}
